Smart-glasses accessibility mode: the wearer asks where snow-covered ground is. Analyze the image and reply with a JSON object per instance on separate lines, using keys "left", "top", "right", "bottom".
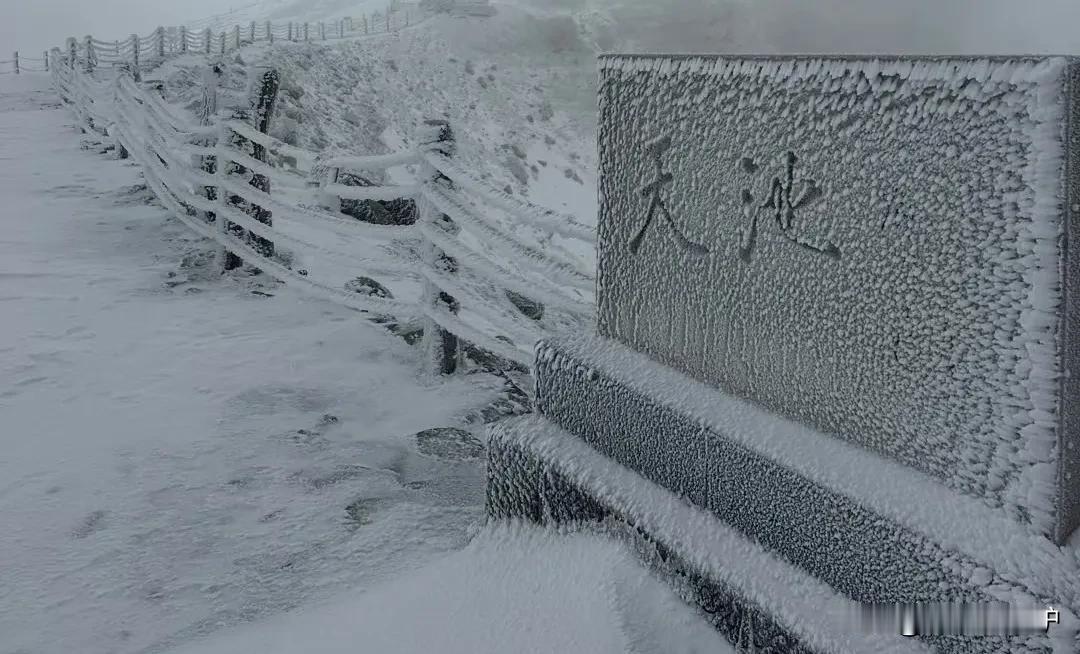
{"left": 0, "top": 71, "right": 724, "bottom": 654}
{"left": 0, "top": 72, "right": 499, "bottom": 653}
{"left": 171, "top": 523, "right": 733, "bottom": 654}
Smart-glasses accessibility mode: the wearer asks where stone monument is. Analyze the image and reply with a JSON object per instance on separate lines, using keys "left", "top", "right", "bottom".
{"left": 487, "top": 56, "right": 1080, "bottom": 653}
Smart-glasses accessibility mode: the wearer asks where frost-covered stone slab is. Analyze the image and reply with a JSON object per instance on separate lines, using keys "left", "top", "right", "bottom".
{"left": 597, "top": 55, "right": 1080, "bottom": 543}
{"left": 488, "top": 413, "right": 1057, "bottom": 654}
{"left": 510, "top": 335, "right": 1080, "bottom": 652}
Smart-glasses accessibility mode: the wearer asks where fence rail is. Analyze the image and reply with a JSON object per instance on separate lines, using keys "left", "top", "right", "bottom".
{"left": 47, "top": 11, "right": 595, "bottom": 378}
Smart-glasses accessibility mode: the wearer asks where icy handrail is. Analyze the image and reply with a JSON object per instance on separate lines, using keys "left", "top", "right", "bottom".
{"left": 48, "top": 9, "right": 592, "bottom": 376}
{"left": 325, "top": 151, "right": 421, "bottom": 171}
{"left": 108, "top": 99, "right": 417, "bottom": 316}
{"left": 421, "top": 150, "right": 594, "bottom": 244}
{"left": 223, "top": 120, "right": 315, "bottom": 169}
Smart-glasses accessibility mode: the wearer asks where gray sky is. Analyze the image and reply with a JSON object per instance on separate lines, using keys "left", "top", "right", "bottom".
{"left": 2, "top": 0, "right": 1079, "bottom": 61}
{"left": 1, "top": 0, "right": 249, "bottom": 55}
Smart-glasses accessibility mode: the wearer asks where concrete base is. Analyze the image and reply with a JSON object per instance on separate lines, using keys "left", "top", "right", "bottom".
{"left": 485, "top": 336, "right": 1062, "bottom": 653}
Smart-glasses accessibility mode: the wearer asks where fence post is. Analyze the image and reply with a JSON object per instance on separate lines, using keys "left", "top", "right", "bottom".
{"left": 67, "top": 37, "right": 77, "bottom": 69}
{"left": 83, "top": 36, "right": 94, "bottom": 72}
{"left": 386, "top": 11, "right": 390, "bottom": 32}
{"left": 218, "top": 68, "right": 280, "bottom": 271}
{"left": 11, "top": 51, "right": 17, "bottom": 75}
{"left": 250, "top": 21, "right": 256, "bottom": 43}
{"left": 43, "top": 50, "right": 48, "bottom": 72}
{"left": 156, "top": 27, "right": 165, "bottom": 61}
{"left": 304, "top": 22, "right": 309, "bottom": 41}
{"left": 214, "top": 119, "right": 233, "bottom": 271}
{"left": 363, "top": 15, "right": 368, "bottom": 34}
{"left": 287, "top": 22, "right": 293, "bottom": 41}
{"left": 320, "top": 22, "right": 326, "bottom": 40}
{"left": 219, "top": 32, "right": 226, "bottom": 55}
{"left": 266, "top": 21, "right": 272, "bottom": 43}
{"left": 180, "top": 26, "right": 188, "bottom": 53}
{"left": 234, "top": 25, "right": 241, "bottom": 50}
{"left": 418, "top": 119, "right": 461, "bottom": 375}
{"left": 203, "top": 28, "right": 210, "bottom": 54}
{"left": 195, "top": 65, "right": 224, "bottom": 266}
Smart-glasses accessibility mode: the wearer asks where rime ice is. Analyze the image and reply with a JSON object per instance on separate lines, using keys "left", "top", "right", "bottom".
{"left": 596, "top": 55, "right": 1080, "bottom": 545}
{"left": 489, "top": 54, "right": 1080, "bottom": 654}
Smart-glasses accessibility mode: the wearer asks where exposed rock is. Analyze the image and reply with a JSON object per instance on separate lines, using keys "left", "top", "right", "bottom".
{"left": 415, "top": 427, "right": 485, "bottom": 461}
{"left": 505, "top": 290, "right": 544, "bottom": 320}
{"left": 344, "top": 276, "right": 393, "bottom": 299}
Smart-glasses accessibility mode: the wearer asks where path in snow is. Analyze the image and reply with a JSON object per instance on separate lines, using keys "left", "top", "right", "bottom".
{"left": 0, "top": 73, "right": 501, "bottom": 654}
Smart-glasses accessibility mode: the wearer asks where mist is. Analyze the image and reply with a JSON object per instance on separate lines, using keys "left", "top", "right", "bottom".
{"left": 1, "top": 0, "right": 238, "bottom": 55}
{"left": 538, "top": 0, "right": 1080, "bottom": 55}
{"left": 4, "top": 0, "right": 1080, "bottom": 59}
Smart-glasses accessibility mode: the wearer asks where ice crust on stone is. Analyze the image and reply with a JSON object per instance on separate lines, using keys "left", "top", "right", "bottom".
{"left": 530, "top": 335, "right": 1080, "bottom": 652}
{"left": 489, "top": 415, "right": 941, "bottom": 654}
{"left": 596, "top": 55, "right": 1077, "bottom": 540}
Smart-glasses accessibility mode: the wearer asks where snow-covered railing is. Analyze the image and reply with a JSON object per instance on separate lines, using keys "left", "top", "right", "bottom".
{"left": 0, "top": 52, "right": 50, "bottom": 74}
{"left": 47, "top": 28, "right": 595, "bottom": 379}
{"left": 56, "top": 3, "right": 420, "bottom": 77}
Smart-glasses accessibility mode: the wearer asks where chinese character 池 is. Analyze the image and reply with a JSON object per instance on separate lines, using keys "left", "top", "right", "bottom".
{"left": 738, "top": 151, "right": 840, "bottom": 260}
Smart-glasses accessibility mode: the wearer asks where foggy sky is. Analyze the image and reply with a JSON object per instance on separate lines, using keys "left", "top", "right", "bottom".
{"left": 1, "top": 0, "right": 247, "bottom": 56}
{"left": 2, "top": 0, "right": 1079, "bottom": 66}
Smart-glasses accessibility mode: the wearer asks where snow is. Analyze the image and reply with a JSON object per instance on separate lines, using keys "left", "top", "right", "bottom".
{"left": 168, "top": 522, "right": 735, "bottom": 654}
{"left": 0, "top": 72, "right": 508, "bottom": 653}
{"left": 1, "top": 66, "right": 724, "bottom": 654}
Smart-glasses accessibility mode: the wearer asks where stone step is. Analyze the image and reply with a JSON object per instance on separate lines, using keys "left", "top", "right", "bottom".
{"left": 488, "top": 415, "right": 920, "bottom": 654}
{"left": 485, "top": 334, "right": 1079, "bottom": 653}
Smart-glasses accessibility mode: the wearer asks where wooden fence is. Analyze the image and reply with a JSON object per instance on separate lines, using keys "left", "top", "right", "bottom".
{"left": 47, "top": 18, "right": 594, "bottom": 378}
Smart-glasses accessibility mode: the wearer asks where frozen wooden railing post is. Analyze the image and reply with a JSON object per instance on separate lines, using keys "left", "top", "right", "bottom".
{"left": 417, "top": 118, "right": 461, "bottom": 375}
{"left": 320, "top": 22, "right": 326, "bottom": 40}
{"left": 130, "top": 34, "right": 139, "bottom": 72}
{"left": 11, "top": 51, "right": 17, "bottom": 75}
{"left": 67, "top": 37, "right": 77, "bottom": 70}
{"left": 303, "top": 23, "right": 309, "bottom": 41}
{"left": 218, "top": 67, "right": 281, "bottom": 271}
{"left": 179, "top": 26, "right": 188, "bottom": 54}
{"left": 83, "top": 37, "right": 94, "bottom": 73}
{"left": 265, "top": 21, "right": 272, "bottom": 43}
{"left": 233, "top": 25, "right": 241, "bottom": 50}
{"left": 249, "top": 21, "right": 256, "bottom": 44}
{"left": 287, "top": 22, "right": 293, "bottom": 42}
{"left": 155, "top": 27, "right": 165, "bottom": 62}
{"left": 43, "top": 50, "right": 48, "bottom": 72}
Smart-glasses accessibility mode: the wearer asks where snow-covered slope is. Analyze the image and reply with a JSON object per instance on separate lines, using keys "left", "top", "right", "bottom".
{"left": 0, "top": 72, "right": 503, "bottom": 653}
{"left": 170, "top": 523, "right": 734, "bottom": 654}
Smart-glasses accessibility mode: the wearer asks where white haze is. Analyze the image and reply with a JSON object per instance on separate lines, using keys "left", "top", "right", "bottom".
{"left": 3, "top": 0, "right": 1079, "bottom": 60}
{"left": 530, "top": 0, "right": 1080, "bottom": 55}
